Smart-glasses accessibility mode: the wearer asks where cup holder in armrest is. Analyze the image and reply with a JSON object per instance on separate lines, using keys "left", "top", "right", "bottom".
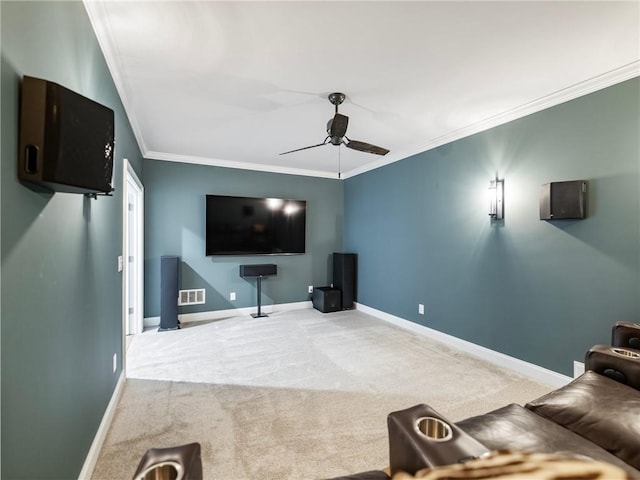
{"left": 388, "top": 404, "right": 489, "bottom": 476}
{"left": 612, "top": 348, "right": 640, "bottom": 359}
{"left": 415, "top": 417, "right": 453, "bottom": 442}
{"left": 132, "top": 443, "right": 202, "bottom": 480}
{"left": 136, "top": 462, "right": 183, "bottom": 480}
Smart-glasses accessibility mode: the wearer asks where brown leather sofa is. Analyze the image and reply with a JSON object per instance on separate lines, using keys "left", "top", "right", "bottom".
{"left": 330, "top": 321, "right": 640, "bottom": 479}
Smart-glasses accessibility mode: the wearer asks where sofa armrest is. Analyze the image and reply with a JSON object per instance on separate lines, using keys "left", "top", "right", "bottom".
{"left": 132, "top": 443, "right": 202, "bottom": 480}
{"left": 585, "top": 344, "right": 640, "bottom": 390}
{"left": 387, "top": 404, "right": 489, "bottom": 477}
{"left": 612, "top": 321, "right": 640, "bottom": 349}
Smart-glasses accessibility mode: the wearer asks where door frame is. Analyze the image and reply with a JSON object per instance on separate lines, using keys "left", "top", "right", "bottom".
{"left": 122, "top": 158, "right": 144, "bottom": 352}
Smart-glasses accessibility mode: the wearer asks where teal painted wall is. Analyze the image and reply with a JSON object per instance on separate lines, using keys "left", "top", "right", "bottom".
{"left": 345, "top": 78, "right": 640, "bottom": 376}
{"left": 1, "top": 2, "right": 143, "bottom": 478}
{"left": 143, "top": 160, "right": 343, "bottom": 317}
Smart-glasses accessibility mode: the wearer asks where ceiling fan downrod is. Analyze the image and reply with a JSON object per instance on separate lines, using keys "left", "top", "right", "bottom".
{"left": 328, "top": 92, "right": 346, "bottom": 113}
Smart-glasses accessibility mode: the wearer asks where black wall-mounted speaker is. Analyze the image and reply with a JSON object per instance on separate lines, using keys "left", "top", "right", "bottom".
{"left": 18, "top": 76, "right": 115, "bottom": 195}
{"left": 333, "top": 253, "right": 356, "bottom": 309}
{"left": 239, "top": 264, "right": 277, "bottom": 278}
{"left": 160, "top": 256, "right": 179, "bottom": 331}
{"left": 540, "top": 180, "right": 587, "bottom": 220}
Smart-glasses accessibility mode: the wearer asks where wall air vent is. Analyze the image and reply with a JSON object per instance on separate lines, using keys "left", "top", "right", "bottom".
{"left": 178, "top": 289, "right": 205, "bottom": 306}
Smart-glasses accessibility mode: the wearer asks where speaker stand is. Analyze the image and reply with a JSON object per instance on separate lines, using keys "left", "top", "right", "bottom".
{"left": 251, "top": 275, "right": 269, "bottom": 318}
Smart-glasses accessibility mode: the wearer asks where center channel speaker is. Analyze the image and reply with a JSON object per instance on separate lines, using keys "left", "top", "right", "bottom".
{"left": 239, "top": 264, "right": 277, "bottom": 278}
{"left": 333, "top": 253, "right": 356, "bottom": 309}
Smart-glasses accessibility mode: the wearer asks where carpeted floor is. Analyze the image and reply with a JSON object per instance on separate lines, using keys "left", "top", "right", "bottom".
{"left": 91, "top": 308, "right": 553, "bottom": 479}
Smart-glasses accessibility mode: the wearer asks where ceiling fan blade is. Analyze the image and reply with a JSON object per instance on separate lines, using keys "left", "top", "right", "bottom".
{"left": 279, "top": 139, "right": 329, "bottom": 155}
{"left": 328, "top": 113, "right": 349, "bottom": 138}
{"left": 344, "top": 138, "right": 390, "bottom": 156}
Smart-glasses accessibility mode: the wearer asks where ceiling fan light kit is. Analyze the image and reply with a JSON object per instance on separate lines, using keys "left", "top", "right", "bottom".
{"left": 280, "top": 92, "right": 390, "bottom": 157}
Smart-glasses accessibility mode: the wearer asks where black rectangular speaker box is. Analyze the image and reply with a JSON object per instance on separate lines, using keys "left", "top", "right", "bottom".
{"left": 18, "top": 76, "right": 115, "bottom": 195}
{"left": 312, "top": 287, "right": 342, "bottom": 313}
{"left": 540, "top": 180, "right": 587, "bottom": 220}
{"left": 239, "top": 264, "right": 277, "bottom": 278}
{"left": 160, "top": 256, "right": 179, "bottom": 331}
{"left": 333, "top": 253, "right": 356, "bottom": 309}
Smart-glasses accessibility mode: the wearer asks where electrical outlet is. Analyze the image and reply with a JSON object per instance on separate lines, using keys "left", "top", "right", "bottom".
{"left": 308, "top": 285, "right": 313, "bottom": 294}
{"left": 573, "top": 361, "right": 585, "bottom": 378}
{"left": 117, "top": 255, "right": 123, "bottom": 272}
{"left": 418, "top": 304, "right": 425, "bottom": 315}
{"left": 230, "top": 292, "right": 236, "bottom": 301}
{"left": 112, "top": 353, "right": 117, "bottom": 373}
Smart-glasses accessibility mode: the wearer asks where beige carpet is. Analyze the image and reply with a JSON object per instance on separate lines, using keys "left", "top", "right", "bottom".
{"left": 92, "top": 309, "right": 553, "bottom": 480}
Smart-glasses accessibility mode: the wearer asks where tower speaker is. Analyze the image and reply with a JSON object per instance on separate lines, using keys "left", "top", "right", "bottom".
{"left": 333, "top": 253, "right": 356, "bottom": 309}
{"left": 160, "top": 255, "right": 179, "bottom": 331}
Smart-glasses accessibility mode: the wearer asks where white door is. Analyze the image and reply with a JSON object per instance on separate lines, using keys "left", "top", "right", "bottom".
{"left": 123, "top": 159, "right": 144, "bottom": 337}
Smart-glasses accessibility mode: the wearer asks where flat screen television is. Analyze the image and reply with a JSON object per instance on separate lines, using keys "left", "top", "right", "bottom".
{"left": 206, "top": 195, "right": 306, "bottom": 255}
{"left": 18, "top": 75, "right": 115, "bottom": 195}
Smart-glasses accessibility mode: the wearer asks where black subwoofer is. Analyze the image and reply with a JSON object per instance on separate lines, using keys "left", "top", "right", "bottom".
{"left": 312, "top": 287, "right": 342, "bottom": 313}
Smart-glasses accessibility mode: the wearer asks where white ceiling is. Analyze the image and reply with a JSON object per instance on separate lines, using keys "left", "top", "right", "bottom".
{"left": 85, "top": 1, "right": 640, "bottom": 179}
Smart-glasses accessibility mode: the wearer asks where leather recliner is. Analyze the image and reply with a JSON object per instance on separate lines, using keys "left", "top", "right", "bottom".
{"left": 330, "top": 321, "right": 640, "bottom": 479}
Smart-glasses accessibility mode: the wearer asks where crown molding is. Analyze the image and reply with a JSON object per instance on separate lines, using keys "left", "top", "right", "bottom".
{"left": 342, "top": 61, "right": 640, "bottom": 179}
{"left": 145, "top": 151, "right": 340, "bottom": 179}
{"left": 83, "top": 0, "right": 149, "bottom": 155}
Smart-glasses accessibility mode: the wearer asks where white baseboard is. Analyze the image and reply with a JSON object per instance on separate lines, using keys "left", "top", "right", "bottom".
{"left": 78, "top": 371, "right": 126, "bottom": 479}
{"left": 356, "top": 303, "right": 572, "bottom": 388}
{"left": 144, "top": 301, "right": 313, "bottom": 328}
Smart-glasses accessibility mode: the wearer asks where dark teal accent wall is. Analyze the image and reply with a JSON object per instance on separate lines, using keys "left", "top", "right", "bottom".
{"left": 143, "top": 160, "right": 343, "bottom": 317}
{"left": 1, "top": 2, "right": 143, "bottom": 478}
{"left": 345, "top": 78, "right": 640, "bottom": 376}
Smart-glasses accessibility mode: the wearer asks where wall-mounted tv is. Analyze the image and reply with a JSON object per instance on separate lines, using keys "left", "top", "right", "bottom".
{"left": 18, "top": 75, "right": 115, "bottom": 195}
{"left": 206, "top": 195, "right": 306, "bottom": 255}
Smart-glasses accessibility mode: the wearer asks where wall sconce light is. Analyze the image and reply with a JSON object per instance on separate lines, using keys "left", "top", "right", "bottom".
{"left": 488, "top": 178, "right": 504, "bottom": 220}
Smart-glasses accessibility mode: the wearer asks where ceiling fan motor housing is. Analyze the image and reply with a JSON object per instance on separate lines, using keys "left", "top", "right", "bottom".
{"left": 327, "top": 113, "right": 349, "bottom": 144}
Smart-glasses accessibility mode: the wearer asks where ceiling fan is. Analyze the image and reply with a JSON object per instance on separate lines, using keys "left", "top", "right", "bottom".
{"left": 280, "top": 92, "right": 390, "bottom": 156}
